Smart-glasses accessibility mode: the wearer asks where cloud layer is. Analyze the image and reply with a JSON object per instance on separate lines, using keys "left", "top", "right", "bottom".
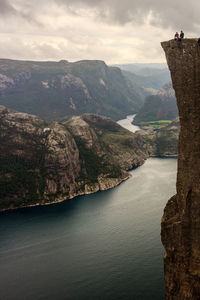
{"left": 0, "top": 0, "right": 16, "bottom": 15}
{"left": 0, "top": 0, "right": 199, "bottom": 63}
{"left": 56, "top": 0, "right": 200, "bottom": 30}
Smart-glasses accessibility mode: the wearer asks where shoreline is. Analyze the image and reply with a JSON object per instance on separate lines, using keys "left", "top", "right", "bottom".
{"left": 0, "top": 114, "right": 178, "bottom": 214}
{"left": 0, "top": 155, "right": 177, "bottom": 213}
{"left": 0, "top": 173, "right": 131, "bottom": 213}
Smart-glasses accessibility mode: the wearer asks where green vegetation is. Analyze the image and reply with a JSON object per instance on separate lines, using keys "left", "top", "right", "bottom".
{"left": 139, "top": 120, "right": 172, "bottom": 128}
{"left": 74, "top": 136, "right": 103, "bottom": 183}
{"left": 133, "top": 83, "right": 178, "bottom": 125}
{"left": 0, "top": 106, "right": 179, "bottom": 211}
{"left": 155, "top": 133, "right": 178, "bottom": 156}
{"left": 149, "top": 119, "right": 179, "bottom": 156}
{"left": 0, "top": 155, "right": 46, "bottom": 210}
{"left": 73, "top": 135, "right": 123, "bottom": 185}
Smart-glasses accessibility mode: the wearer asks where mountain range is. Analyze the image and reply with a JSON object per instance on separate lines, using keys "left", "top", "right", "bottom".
{"left": 115, "top": 63, "right": 170, "bottom": 90}
{"left": 0, "top": 105, "right": 179, "bottom": 211}
{"left": 0, "top": 59, "right": 147, "bottom": 122}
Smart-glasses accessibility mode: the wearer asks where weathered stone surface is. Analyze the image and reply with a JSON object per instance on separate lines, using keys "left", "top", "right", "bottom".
{"left": 0, "top": 107, "right": 149, "bottom": 211}
{"left": 161, "top": 39, "right": 200, "bottom": 299}
{"left": 0, "top": 103, "right": 179, "bottom": 212}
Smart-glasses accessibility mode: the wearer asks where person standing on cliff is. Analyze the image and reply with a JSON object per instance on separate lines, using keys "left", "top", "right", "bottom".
{"left": 174, "top": 32, "right": 179, "bottom": 40}
{"left": 180, "top": 30, "right": 184, "bottom": 39}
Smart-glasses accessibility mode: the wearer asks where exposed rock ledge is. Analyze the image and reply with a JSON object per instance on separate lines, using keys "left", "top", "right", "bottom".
{"left": 3, "top": 174, "right": 130, "bottom": 212}
{"left": 161, "top": 39, "right": 200, "bottom": 299}
{"left": 0, "top": 107, "right": 149, "bottom": 212}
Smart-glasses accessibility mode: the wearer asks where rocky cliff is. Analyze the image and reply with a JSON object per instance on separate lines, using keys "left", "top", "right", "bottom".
{"left": 161, "top": 39, "right": 200, "bottom": 299}
{"left": 0, "top": 106, "right": 151, "bottom": 211}
{"left": 138, "top": 117, "right": 179, "bottom": 157}
{"left": 0, "top": 59, "right": 145, "bottom": 122}
{"left": 133, "top": 82, "right": 178, "bottom": 125}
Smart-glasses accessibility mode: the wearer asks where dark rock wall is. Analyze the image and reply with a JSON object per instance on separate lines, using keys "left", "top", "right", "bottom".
{"left": 161, "top": 39, "right": 200, "bottom": 299}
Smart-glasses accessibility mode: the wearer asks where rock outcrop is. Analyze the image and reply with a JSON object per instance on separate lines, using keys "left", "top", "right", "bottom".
{"left": 0, "top": 106, "right": 150, "bottom": 211}
{"left": 161, "top": 39, "right": 200, "bottom": 299}
{"left": 133, "top": 82, "right": 178, "bottom": 125}
{"left": 0, "top": 59, "right": 145, "bottom": 122}
{"left": 138, "top": 117, "right": 179, "bottom": 157}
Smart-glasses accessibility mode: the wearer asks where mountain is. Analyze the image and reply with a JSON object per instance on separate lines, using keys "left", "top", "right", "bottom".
{"left": 113, "top": 63, "right": 168, "bottom": 73}
{"left": 0, "top": 104, "right": 180, "bottom": 211}
{"left": 0, "top": 106, "right": 151, "bottom": 211}
{"left": 0, "top": 59, "right": 146, "bottom": 122}
{"left": 137, "top": 117, "right": 179, "bottom": 157}
{"left": 133, "top": 82, "right": 178, "bottom": 125}
{"left": 152, "top": 117, "right": 179, "bottom": 156}
{"left": 114, "top": 63, "right": 170, "bottom": 90}
{"left": 161, "top": 39, "right": 200, "bottom": 299}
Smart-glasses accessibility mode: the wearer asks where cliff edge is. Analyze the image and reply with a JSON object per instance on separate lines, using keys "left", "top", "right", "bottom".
{"left": 161, "top": 39, "right": 200, "bottom": 299}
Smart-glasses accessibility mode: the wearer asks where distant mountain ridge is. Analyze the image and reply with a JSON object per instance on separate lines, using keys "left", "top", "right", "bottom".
{"left": 0, "top": 58, "right": 146, "bottom": 122}
{"left": 133, "top": 82, "right": 178, "bottom": 124}
{"left": 114, "top": 63, "right": 170, "bottom": 90}
{"left": 113, "top": 63, "right": 168, "bottom": 73}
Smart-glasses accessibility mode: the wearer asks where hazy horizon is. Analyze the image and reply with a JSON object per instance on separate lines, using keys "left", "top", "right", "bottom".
{"left": 0, "top": 57, "right": 168, "bottom": 66}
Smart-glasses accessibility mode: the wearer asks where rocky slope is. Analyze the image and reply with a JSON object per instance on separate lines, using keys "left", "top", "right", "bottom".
{"left": 0, "top": 106, "right": 151, "bottom": 211}
{"left": 133, "top": 82, "right": 178, "bottom": 125}
{"left": 161, "top": 39, "right": 200, "bottom": 299}
{"left": 138, "top": 117, "right": 179, "bottom": 157}
{"left": 0, "top": 59, "right": 145, "bottom": 122}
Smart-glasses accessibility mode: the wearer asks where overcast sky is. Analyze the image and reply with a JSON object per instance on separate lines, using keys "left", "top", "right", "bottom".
{"left": 0, "top": 0, "right": 199, "bottom": 64}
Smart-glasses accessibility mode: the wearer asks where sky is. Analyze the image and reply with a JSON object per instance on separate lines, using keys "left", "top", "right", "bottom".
{"left": 0, "top": 0, "right": 199, "bottom": 64}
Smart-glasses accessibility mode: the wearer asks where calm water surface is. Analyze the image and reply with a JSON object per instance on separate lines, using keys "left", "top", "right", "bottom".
{"left": 0, "top": 158, "right": 177, "bottom": 300}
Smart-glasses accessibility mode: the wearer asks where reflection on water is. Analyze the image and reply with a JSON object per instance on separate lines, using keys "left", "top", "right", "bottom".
{"left": 0, "top": 158, "right": 177, "bottom": 300}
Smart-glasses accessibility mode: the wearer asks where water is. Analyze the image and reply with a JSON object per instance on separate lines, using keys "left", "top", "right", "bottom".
{"left": 117, "top": 114, "right": 140, "bottom": 133}
{"left": 0, "top": 158, "right": 177, "bottom": 300}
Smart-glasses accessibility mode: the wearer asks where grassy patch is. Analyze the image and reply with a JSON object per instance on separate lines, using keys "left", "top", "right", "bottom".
{"left": 139, "top": 120, "right": 172, "bottom": 128}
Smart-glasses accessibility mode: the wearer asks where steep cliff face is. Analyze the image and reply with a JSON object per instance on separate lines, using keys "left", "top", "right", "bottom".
{"left": 161, "top": 39, "right": 200, "bottom": 299}
{"left": 0, "top": 106, "right": 82, "bottom": 209}
{"left": 0, "top": 59, "right": 144, "bottom": 122}
{"left": 0, "top": 106, "right": 151, "bottom": 211}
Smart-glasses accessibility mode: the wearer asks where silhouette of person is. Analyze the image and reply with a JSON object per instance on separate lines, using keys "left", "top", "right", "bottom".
{"left": 180, "top": 31, "right": 184, "bottom": 39}
{"left": 174, "top": 32, "right": 179, "bottom": 40}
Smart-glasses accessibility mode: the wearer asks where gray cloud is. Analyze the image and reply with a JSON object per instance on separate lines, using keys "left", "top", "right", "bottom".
{"left": 0, "top": 0, "right": 42, "bottom": 26}
{"left": 0, "top": 0, "right": 199, "bottom": 63}
{"left": 55, "top": 0, "right": 200, "bottom": 32}
{"left": 0, "top": 0, "right": 16, "bottom": 15}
